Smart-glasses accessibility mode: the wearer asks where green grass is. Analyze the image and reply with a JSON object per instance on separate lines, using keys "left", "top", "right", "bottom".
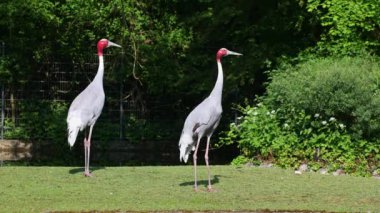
{"left": 0, "top": 165, "right": 379, "bottom": 212}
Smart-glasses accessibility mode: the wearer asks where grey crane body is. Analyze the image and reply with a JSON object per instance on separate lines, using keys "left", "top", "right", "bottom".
{"left": 183, "top": 96, "right": 223, "bottom": 140}
{"left": 179, "top": 95, "right": 223, "bottom": 159}
{"left": 66, "top": 39, "right": 120, "bottom": 177}
{"left": 67, "top": 58, "right": 105, "bottom": 139}
{"left": 68, "top": 83, "right": 105, "bottom": 129}
{"left": 179, "top": 48, "right": 242, "bottom": 191}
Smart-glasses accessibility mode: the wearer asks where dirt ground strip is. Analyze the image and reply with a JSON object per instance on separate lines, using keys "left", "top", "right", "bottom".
{"left": 50, "top": 210, "right": 337, "bottom": 213}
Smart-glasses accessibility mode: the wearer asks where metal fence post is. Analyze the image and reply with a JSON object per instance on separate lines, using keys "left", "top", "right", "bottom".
{"left": 119, "top": 51, "right": 125, "bottom": 142}
{"left": 1, "top": 41, "right": 5, "bottom": 140}
{"left": 1, "top": 84, "right": 4, "bottom": 140}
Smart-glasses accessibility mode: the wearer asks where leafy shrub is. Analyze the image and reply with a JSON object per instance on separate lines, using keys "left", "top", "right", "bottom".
{"left": 5, "top": 100, "right": 68, "bottom": 142}
{"left": 264, "top": 55, "right": 380, "bottom": 141}
{"left": 221, "top": 104, "right": 300, "bottom": 168}
{"left": 221, "top": 104, "right": 380, "bottom": 176}
{"left": 3, "top": 118, "right": 27, "bottom": 139}
{"left": 221, "top": 55, "right": 380, "bottom": 175}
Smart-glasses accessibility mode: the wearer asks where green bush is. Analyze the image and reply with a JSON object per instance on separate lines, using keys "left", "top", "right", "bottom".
{"left": 221, "top": 104, "right": 300, "bottom": 168}
{"left": 4, "top": 100, "right": 68, "bottom": 142}
{"left": 221, "top": 104, "right": 380, "bottom": 176}
{"left": 264, "top": 55, "right": 380, "bottom": 141}
{"left": 221, "top": 55, "right": 380, "bottom": 176}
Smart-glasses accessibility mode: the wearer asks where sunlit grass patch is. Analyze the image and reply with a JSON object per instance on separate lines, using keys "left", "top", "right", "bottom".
{"left": 0, "top": 165, "right": 379, "bottom": 212}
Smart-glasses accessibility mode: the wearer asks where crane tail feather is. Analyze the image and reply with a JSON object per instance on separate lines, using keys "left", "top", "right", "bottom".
{"left": 179, "top": 134, "right": 194, "bottom": 163}
{"left": 67, "top": 117, "right": 82, "bottom": 147}
{"left": 68, "top": 127, "right": 79, "bottom": 147}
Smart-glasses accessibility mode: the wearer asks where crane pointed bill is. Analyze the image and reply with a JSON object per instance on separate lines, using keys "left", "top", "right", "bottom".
{"left": 107, "top": 41, "right": 121, "bottom": 48}
{"left": 227, "top": 50, "right": 242, "bottom": 56}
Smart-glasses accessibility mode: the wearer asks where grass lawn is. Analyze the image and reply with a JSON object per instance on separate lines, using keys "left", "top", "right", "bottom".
{"left": 0, "top": 165, "right": 379, "bottom": 212}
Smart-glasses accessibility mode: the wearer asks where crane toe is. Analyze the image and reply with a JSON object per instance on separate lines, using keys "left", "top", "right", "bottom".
{"left": 207, "top": 185, "right": 216, "bottom": 192}
{"left": 83, "top": 171, "right": 93, "bottom": 177}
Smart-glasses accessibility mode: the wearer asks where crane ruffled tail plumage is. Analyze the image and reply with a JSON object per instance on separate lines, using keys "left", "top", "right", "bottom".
{"left": 67, "top": 117, "right": 82, "bottom": 147}
{"left": 179, "top": 133, "right": 195, "bottom": 163}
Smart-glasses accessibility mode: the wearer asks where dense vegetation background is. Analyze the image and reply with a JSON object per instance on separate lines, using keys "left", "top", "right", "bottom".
{"left": 0, "top": 0, "right": 379, "bottom": 175}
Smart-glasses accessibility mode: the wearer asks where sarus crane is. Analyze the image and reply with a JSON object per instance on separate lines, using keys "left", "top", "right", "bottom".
{"left": 179, "top": 48, "right": 242, "bottom": 191}
{"left": 67, "top": 38, "right": 121, "bottom": 177}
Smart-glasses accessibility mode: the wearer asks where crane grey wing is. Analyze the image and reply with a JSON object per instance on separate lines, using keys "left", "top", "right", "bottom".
{"left": 69, "top": 85, "right": 104, "bottom": 118}
{"left": 192, "top": 117, "right": 211, "bottom": 134}
{"left": 191, "top": 109, "right": 221, "bottom": 135}
{"left": 192, "top": 123, "right": 201, "bottom": 133}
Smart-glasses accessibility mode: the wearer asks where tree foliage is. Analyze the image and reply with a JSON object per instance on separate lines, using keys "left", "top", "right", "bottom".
{"left": 0, "top": 0, "right": 58, "bottom": 83}
{"left": 306, "top": 0, "right": 380, "bottom": 55}
{"left": 0, "top": 0, "right": 380, "bottom": 167}
{"left": 1, "top": 0, "right": 379, "bottom": 108}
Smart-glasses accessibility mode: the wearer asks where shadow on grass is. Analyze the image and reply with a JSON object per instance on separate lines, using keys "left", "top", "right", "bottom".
{"left": 69, "top": 166, "right": 106, "bottom": 175}
{"left": 179, "top": 175, "right": 221, "bottom": 187}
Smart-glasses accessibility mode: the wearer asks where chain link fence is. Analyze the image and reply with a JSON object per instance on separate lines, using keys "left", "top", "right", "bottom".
{"left": 0, "top": 46, "right": 236, "bottom": 165}
{"left": 1, "top": 50, "right": 186, "bottom": 141}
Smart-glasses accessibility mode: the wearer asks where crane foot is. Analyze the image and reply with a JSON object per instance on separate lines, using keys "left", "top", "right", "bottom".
{"left": 207, "top": 186, "right": 216, "bottom": 192}
{"left": 84, "top": 171, "right": 93, "bottom": 177}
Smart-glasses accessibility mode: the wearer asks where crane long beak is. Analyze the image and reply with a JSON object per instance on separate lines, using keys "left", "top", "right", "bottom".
{"left": 227, "top": 50, "right": 242, "bottom": 56}
{"left": 107, "top": 40, "right": 122, "bottom": 48}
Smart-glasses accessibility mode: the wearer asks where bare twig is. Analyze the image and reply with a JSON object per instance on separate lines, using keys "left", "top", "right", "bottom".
{"left": 131, "top": 39, "right": 143, "bottom": 86}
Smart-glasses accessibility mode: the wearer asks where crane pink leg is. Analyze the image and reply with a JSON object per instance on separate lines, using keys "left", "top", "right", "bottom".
{"left": 83, "top": 137, "right": 91, "bottom": 177}
{"left": 192, "top": 137, "right": 202, "bottom": 191}
{"left": 84, "top": 125, "right": 94, "bottom": 177}
{"left": 205, "top": 136, "right": 213, "bottom": 191}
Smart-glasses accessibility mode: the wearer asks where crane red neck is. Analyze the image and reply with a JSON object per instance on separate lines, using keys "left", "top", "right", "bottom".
{"left": 97, "top": 39, "right": 108, "bottom": 56}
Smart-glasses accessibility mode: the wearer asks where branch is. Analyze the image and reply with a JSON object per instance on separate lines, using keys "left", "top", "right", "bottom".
{"left": 131, "top": 39, "right": 143, "bottom": 86}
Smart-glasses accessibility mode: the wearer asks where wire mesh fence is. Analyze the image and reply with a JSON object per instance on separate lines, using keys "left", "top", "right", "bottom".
{"left": 0, "top": 45, "right": 236, "bottom": 165}
{"left": 0, "top": 53, "right": 184, "bottom": 143}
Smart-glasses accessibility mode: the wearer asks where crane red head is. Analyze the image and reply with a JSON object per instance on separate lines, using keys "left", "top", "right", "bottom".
{"left": 216, "top": 48, "right": 242, "bottom": 62}
{"left": 97, "top": 39, "right": 121, "bottom": 56}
